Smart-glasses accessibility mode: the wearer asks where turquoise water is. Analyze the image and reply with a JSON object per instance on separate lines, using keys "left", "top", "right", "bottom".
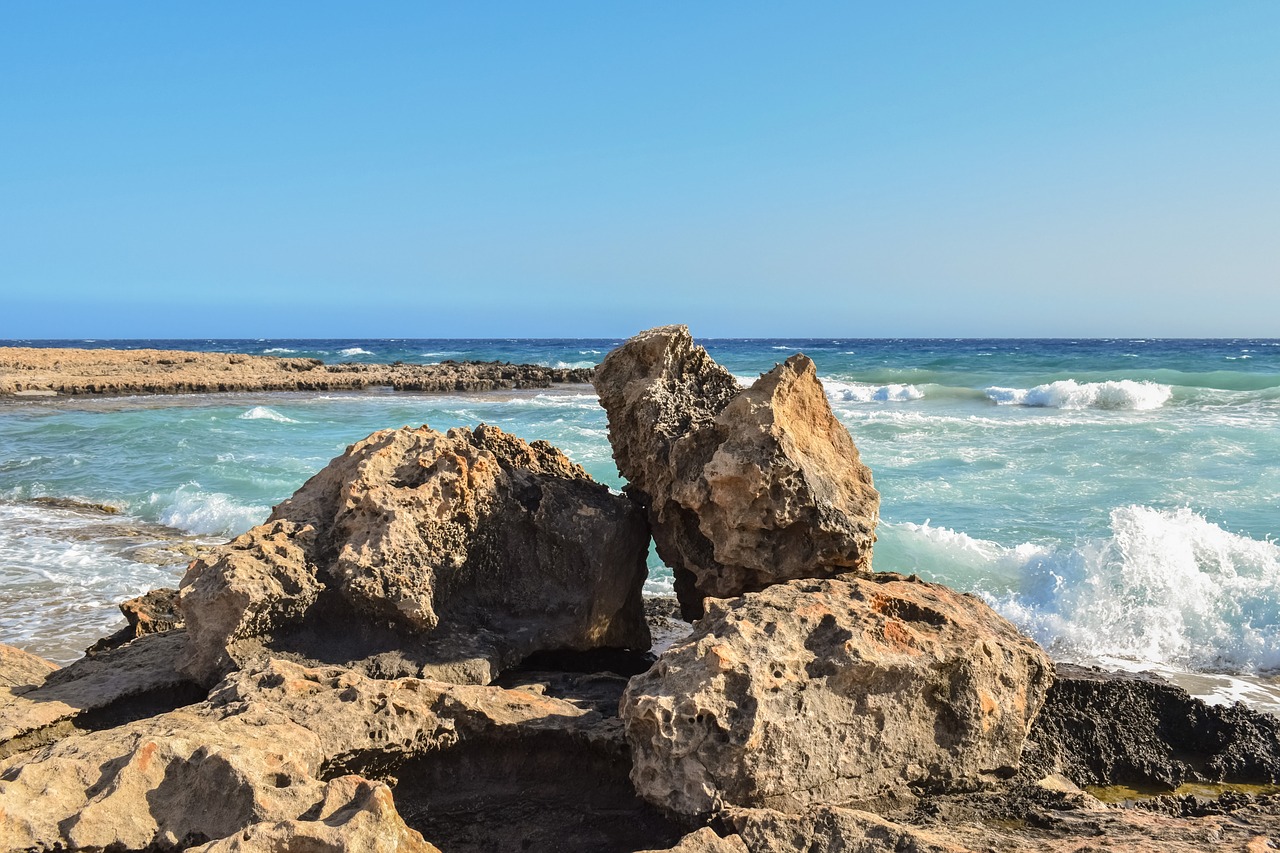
{"left": 3, "top": 337, "right": 1279, "bottom": 710}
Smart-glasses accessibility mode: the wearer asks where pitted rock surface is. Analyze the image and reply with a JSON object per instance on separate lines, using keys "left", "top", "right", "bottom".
{"left": 594, "top": 325, "right": 879, "bottom": 618}
{"left": 621, "top": 573, "right": 1053, "bottom": 817}
{"left": 179, "top": 423, "right": 651, "bottom": 686}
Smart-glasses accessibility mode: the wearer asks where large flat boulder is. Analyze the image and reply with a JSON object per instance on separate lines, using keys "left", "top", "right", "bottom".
{"left": 621, "top": 573, "right": 1053, "bottom": 817}
{"left": 594, "top": 325, "right": 879, "bottom": 618}
{"left": 179, "top": 423, "right": 651, "bottom": 686}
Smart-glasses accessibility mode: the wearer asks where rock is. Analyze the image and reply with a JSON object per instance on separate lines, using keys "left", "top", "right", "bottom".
{"left": 87, "top": 587, "right": 185, "bottom": 654}
{"left": 724, "top": 805, "right": 969, "bottom": 853}
{"left": 638, "top": 827, "right": 749, "bottom": 853}
{"left": 0, "top": 643, "right": 57, "bottom": 694}
{"left": 621, "top": 573, "right": 1053, "bottom": 817}
{"left": 0, "top": 345, "right": 594, "bottom": 397}
{"left": 1025, "top": 663, "right": 1280, "bottom": 788}
{"left": 189, "top": 776, "right": 441, "bottom": 853}
{"left": 179, "top": 423, "right": 651, "bottom": 686}
{"left": 0, "top": 657, "right": 681, "bottom": 852}
{"left": 0, "top": 632, "right": 203, "bottom": 760}
{"left": 594, "top": 325, "right": 879, "bottom": 618}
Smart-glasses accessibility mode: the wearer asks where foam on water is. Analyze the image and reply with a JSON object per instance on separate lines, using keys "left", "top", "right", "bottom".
{"left": 147, "top": 485, "right": 269, "bottom": 537}
{"left": 238, "top": 406, "right": 299, "bottom": 423}
{"left": 889, "top": 507, "right": 1280, "bottom": 675}
{"left": 822, "top": 378, "right": 924, "bottom": 403}
{"left": 338, "top": 347, "right": 374, "bottom": 357}
{"left": 985, "top": 379, "right": 1172, "bottom": 410}
{"left": 261, "top": 347, "right": 297, "bottom": 354}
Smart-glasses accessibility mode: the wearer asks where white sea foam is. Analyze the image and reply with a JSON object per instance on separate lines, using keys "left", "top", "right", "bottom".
{"left": 238, "top": 406, "right": 298, "bottom": 423}
{"left": 892, "top": 507, "right": 1280, "bottom": 674}
{"left": 421, "top": 351, "right": 460, "bottom": 357}
{"left": 148, "top": 485, "right": 268, "bottom": 537}
{"left": 339, "top": 347, "right": 373, "bottom": 357}
{"left": 579, "top": 349, "right": 602, "bottom": 355}
{"left": 552, "top": 360, "right": 597, "bottom": 370}
{"left": 984, "top": 379, "right": 1172, "bottom": 410}
{"left": 822, "top": 378, "right": 923, "bottom": 403}
{"left": 262, "top": 347, "right": 297, "bottom": 354}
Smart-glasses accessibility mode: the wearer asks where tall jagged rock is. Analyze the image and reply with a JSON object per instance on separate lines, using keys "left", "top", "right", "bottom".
{"left": 621, "top": 573, "right": 1054, "bottom": 818}
{"left": 594, "top": 325, "right": 880, "bottom": 618}
{"left": 179, "top": 423, "right": 651, "bottom": 686}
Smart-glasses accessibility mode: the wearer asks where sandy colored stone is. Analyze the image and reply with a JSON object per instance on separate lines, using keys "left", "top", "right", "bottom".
{"left": 180, "top": 423, "right": 651, "bottom": 686}
{"left": 594, "top": 325, "right": 879, "bottom": 617}
{"left": 0, "top": 346, "right": 593, "bottom": 397}
{"left": 622, "top": 573, "right": 1053, "bottom": 817}
{"left": 0, "top": 643, "right": 57, "bottom": 694}
{"left": 189, "top": 776, "right": 440, "bottom": 853}
{"left": 0, "top": 632, "right": 195, "bottom": 757}
{"left": 638, "top": 827, "right": 750, "bottom": 853}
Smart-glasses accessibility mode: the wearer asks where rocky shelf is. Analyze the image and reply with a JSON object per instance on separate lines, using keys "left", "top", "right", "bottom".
{"left": 0, "top": 346, "right": 594, "bottom": 397}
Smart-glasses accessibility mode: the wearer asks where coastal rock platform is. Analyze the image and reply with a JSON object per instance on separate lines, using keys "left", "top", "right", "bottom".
{"left": 0, "top": 346, "right": 593, "bottom": 397}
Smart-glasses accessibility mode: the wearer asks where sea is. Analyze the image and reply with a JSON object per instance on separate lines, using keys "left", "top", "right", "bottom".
{"left": 3, "top": 337, "right": 1279, "bottom": 715}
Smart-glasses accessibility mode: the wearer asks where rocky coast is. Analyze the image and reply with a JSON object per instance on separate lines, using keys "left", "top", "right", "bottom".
{"left": 2, "top": 326, "right": 1279, "bottom": 851}
{"left": 0, "top": 346, "right": 593, "bottom": 397}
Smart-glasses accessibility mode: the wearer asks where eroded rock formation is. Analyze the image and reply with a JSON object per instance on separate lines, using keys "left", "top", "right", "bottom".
{"left": 594, "top": 325, "right": 879, "bottom": 618}
{"left": 622, "top": 573, "right": 1054, "bottom": 817}
{"left": 180, "top": 423, "right": 651, "bottom": 686}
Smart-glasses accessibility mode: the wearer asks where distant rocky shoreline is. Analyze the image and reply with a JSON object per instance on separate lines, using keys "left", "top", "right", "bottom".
{"left": 0, "top": 346, "right": 594, "bottom": 397}
{"left": 2, "top": 327, "right": 1279, "bottom": 852}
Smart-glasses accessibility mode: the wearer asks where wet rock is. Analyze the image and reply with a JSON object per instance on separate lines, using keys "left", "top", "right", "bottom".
{"left": 622, "top": 573, "right": 1053, "bottom": 818}
{"left": 1026, "top": 664, "right": 1280, "bottom": 788}
{"left": 594, "top": 325, "right": 879, "bottom": 618}
{"left": 179, "top": 423, "right": 651, "bottom": 686}
{"left": 190, "top": 776, "right": 441, "bottom": 853}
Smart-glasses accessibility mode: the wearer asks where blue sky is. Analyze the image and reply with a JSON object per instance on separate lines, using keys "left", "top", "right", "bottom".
{"left": 2, "top": 2, "right": 1277, "bottom": 338}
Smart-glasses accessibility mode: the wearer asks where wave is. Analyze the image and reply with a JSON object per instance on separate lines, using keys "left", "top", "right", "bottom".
{"left": 885, "top": 506, "right": 1280, "bottom": 674}
{"left": 551, "top": 361, "right": 596, "bottom": 370}
{"left": 147, "top": 485, "right": 268, "bottom": 537}
{"left": 238, "top": 406, "right": 298, "bottom": 423}
{"left": 338, "top": 347, "right": 374, "bottom": 357}
{"left": 822, "top": 378, "right": 923, "bottom": 403}
{"left": 262, "top": 347, "right": 297, "bottom": 354}
{"left": 985, "top": 379, "right": 1172, "bottom": 410}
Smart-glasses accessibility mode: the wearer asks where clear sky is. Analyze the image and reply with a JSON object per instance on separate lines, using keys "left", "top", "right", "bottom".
{"left": 2, "top": 2, "right": 1277, "bottom": 338}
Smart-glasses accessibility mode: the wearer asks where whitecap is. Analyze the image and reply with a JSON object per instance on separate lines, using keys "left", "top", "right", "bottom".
{"left": 984, "top": 379, "right": 1171, "bottom": 410}
{"left": 822, "top": 378, "right": 923, "bottom": 403}
{"left": 892, "top": 507, "right": 1280, "bottom": 675}
{"left": 262, "top": 347, "right": 297, "bottom": 354}
{"left": 148, "top": 485, "right": 268, "bottom": 537}
{"left": 339, "top": 347, "right": 374, "bottom": 357}
{"left": 238, "top": 406, "right": 298, "bottom": 423}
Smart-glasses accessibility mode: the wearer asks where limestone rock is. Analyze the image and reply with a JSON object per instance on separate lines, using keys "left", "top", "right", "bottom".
{"left": 638, "top": 827, "right": 749, "bottom": 853}
{"left": 180, "top": 423, "right": 651, "bottom": 686}
{"left": 0, "top": 631, "right": 201, "bottom": 760}
{"left": 621, "top": 573, "right": 1053, "bottom": 817}
{"left": 724, "top": 805, "right": 969, "bottom": 853}
{"left": 189, "top": 776, "right": 440, "bottom": 853}
{"left": 88, "top": 587, "right": 185, "bottom": 653}
{"left": 0, "top": 643, "right": 57, "bottom": 694}
{"left": 0, "top": 657, "right": 674, "bottom": 852}
{"left": 594, "top": 325, "right": 879, "bottom": 617}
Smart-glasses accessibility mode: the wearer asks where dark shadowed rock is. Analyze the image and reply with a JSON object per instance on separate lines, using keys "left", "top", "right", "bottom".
{"left": 179, "top": 423, "right": 651, "bottom": 686}
{"left": 1025, "top": 663, "right": 1280, "bottom": 788}
{"left": 87, "top": 587, "right": 185, "bottom": 654}
{"left": 621, "top": 573, "right": 1053, "bottom": 818}
{"left": 594, "top": 325, "right": 879, "bottom": 618}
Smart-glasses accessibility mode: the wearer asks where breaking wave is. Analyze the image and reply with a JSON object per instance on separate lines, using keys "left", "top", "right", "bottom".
{"left": 238, "top": 406, "right": 298, "bottom": 423}
{"left": 823, "top": 379, "right": 924, "bottom": 403}
{"left": 985, "top": 379, "right": 1172, "bottom": 410}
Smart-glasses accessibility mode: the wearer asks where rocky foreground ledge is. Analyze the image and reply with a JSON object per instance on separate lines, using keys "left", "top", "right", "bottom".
{"left": 3, "top": 326, "right": 1280, "bottom": 852}
{"left": 0, "top": 346, "right": 593, "bottom": 397}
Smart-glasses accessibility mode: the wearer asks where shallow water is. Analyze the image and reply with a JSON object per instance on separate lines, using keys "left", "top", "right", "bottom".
{"left": 2, "top": 337, "right": 1278, "bottom": 715}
